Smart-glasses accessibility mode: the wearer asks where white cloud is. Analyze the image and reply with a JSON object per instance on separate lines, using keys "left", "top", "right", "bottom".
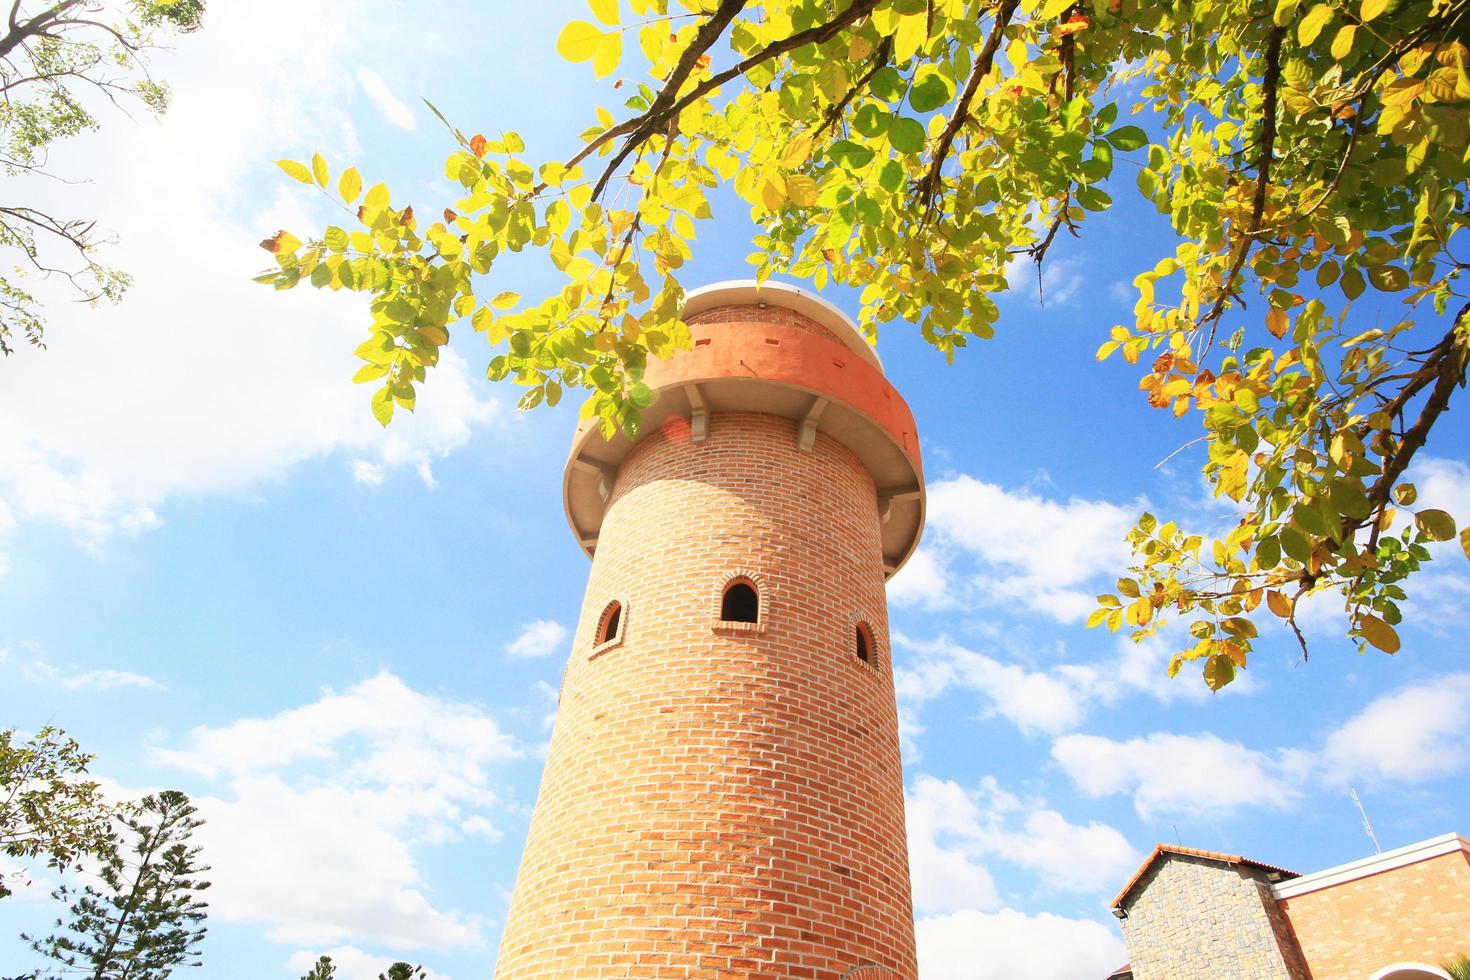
{"left": 916, "top": 908, "right": 1126, "bottom": 980}
{"left": 886, "top": 545, "right": 954, "bottom": 610}
{"left": 0, "top": 2, "right": 496, "bottom": 556}
{"left": 1322, "top": 673, "right": 1470, "bottom": 785}
{"left": 1051, "top": 732, "right": 1306, "bottom": 819}
{"left": 357, "top": 66, "right": 418, "bottom": 130}
{"left": 62, "top": 668, "right": 166, "bottom": 692}
{"left": 894, "top": 636, "right": 1093, "bottom": 736}
{"left": 907, "top": 775, "right": 1140, "bottom": 907}
{"left": 505, "top": 619, "right": 568, "bottom": 659}
{"left": 351, "top": 460, "right": 386, "bottom": 488}
{"left": 150, "top": 672, "right": 520, "bottom": 951}
{"left": 1005, "top": 255, "right": 1087, "bottom": 306}
{"left": 910, "top": 476, "right": 1141, "bottom": 623}
{"left": 891, "top": 632, "right": 1221, "bottom": 741}
{"left": 1, "top": 645, "right": 165, "bottom": 693}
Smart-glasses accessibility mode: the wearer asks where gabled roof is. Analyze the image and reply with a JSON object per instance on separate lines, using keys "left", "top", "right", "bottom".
{"left": 1111, "top": 844, "right": 1298, "bottom": 911}
{"left": 1104, "top": 964, "right": 1133, "bottom": 980}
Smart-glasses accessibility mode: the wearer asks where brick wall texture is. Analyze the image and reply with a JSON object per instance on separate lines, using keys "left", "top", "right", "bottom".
{"left": 1121, "top": 854, "right": 1308, "bottom": 980}
{"left": 1278, "top": 850, "right": 1470, "bottom": 978}
{"left": 494, "top": 410, "right": 917, "bottom": 979}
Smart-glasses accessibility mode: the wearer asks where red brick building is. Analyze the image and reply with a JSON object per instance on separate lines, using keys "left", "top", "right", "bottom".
{"left": 1109, "top": 833, "right": 1470, "bottom": 980}
{"left": 495, "top": 282, "right": 925, "bottom": 978}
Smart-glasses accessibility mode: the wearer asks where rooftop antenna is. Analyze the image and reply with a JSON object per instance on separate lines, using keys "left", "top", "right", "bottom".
{"left": 1350, "top": 786, "right": 1382, "bottom": 854}
{"left": 1172, "top": 823, "right": 1182, "bottom": 846}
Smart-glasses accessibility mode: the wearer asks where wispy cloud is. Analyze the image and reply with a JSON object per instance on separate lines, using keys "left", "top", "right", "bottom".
{"left": 356, "top": 67, "right": 417, "bottom": 130}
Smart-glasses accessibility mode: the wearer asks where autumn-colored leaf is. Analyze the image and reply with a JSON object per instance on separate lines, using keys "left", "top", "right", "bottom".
{"left": 470, "top": 134, "right": 487, "bottom": 158}
{"left": 1357, "top": 613, "right": 1400, "bottom": 653}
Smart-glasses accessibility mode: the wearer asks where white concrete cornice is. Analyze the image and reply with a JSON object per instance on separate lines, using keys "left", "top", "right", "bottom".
{"left": 1271, "top": 832, "right": 1469, "bottom": 900}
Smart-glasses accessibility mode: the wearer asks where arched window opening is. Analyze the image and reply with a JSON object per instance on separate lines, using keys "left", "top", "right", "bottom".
{"left": 596, "top": 600, "right": 622, "bottom": 645}
{"left": 855, "top": 623, "right": 873, "bottom": 664}
{"left": 721, "top": 581, "right": 759, "bottom": 623}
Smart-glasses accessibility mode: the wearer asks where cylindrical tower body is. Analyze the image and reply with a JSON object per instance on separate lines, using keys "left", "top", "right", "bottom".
{"left": 496, "top": 282, "right": 926, "bottom": 979}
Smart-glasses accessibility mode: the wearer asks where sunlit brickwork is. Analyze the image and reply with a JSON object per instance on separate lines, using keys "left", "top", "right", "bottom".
{"left": 495, "top": 298, "right": 919, "bottom": 979}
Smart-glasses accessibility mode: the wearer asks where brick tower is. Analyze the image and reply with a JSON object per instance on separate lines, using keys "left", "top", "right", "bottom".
{"left": 495, "top": 281, "right": 926, "bottom": 979}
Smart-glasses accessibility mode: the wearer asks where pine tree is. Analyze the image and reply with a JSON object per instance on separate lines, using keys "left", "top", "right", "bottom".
{"left": 379, "top": 965, "right": 426, "bottom": 980}
{"left": 24, "top": 790, "right": 210, "bottom": 979}
{"left": 299, "top": 956, "right": 336, "bottom": 980}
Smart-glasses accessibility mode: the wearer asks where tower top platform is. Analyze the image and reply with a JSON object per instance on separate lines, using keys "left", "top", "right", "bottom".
{"left": 683, "top": 280, "right": 884, "bottom": 372}
{"left": 563, "top": 280, "right": 925, "bottom": 577}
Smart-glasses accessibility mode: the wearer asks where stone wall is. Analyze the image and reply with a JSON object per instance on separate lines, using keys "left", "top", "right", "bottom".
{"left": 1121, "top": 854, "right": 1307, "bottom": 980}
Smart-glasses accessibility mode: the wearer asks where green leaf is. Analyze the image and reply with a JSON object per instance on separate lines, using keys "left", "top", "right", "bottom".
{"left": 909, "top": 74, "right": 952, "bottom": 113}
{"left": 1298, "top": 4, "right": 1334, "bottom": 46}
{"left": 1414, "top": 509, "right": 1457, "bottom": 542}
{"left": 311, "top": 152, "right": 329, "bottom": 189}
{"left": 888, "top": 117, "right": 926, "bottom": 154}
{"left": 557, "top": 20, "right": 603, "bottom": 63}
{"left": 338, "top": 167, "right": 362, "bottom": 203}
{"left": 1104, "top": 126, "right": 1148, "bottom": 151}
{"left": 878, "top": 158, "right": 904, "bottom": 192}
{"left": 829, "top": 140, "right": 875, "bottom": 169}
{"left": 1075, "top": 185, "right": 1112, "bottom": 211}
{"left": 276, "top": 159, "right": 313, "bottom": 184}
{"left": 854, "top": 104, "right": 890, "bottom": 138}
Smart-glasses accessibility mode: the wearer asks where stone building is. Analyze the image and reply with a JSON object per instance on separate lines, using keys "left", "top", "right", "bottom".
{"left": 494, "top": 282, "right": 925, "bottom": 978}
{"left": 1109, "top": 833, "right": 1470, "bottom": 980}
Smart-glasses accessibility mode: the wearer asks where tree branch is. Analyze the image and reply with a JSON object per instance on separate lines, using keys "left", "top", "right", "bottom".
{"left": 918, "top": 0, "right": 1018, "bottom": 213}
{"left": 1198, "top": 24, "right": 1284, "bottom": 350}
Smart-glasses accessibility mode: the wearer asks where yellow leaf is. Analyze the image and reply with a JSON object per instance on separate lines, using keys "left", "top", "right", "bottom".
{"left": 276, "top": 159, "right": 313, "bottom": 184}
{"left": 1266, "top": 590, "right": 1293, "bottom": 618}
{"left": 1461, "top": 525, "right": 1470, "bottom": 562}
{"left": 1297, "top": 4, "right": 1333, "bottom": 46}
{"left": 1085, "top": 608, "right": 1110, "bottom": 629}
{"left": 1360, "top": 0, "right": 1387, "bottom": 21}
{"left": 492, "top": 291, "right": 520, "bottom": 309}
{"left": 1331, "top": 24, "right": 1356, "bottom": 60}
{"left": 311, "top": 152, "right": 329, "bottom": 189}
{"left": 781, "top": 137, "right": 814, "bottom": 169}
{"left": 1415, "top": 509, "right": 1457, "bottom": 541}
{"left": 893, "top": 12, "right": 928, "bottom": 62}
{"left": 1266, "top": 309, "right": 1288, "bottom": 338}
{"left": 786, "top": 174, "right": 818, "bottom": 207}
{"left": 593, "top": 31, "right": 622, "bottom": 79}
{"left": 588, "top": 0, "right": 618, "bottom": 26}
{"left": 338, "top": 167, "right": 362, "bottom": 204}
{"left": 557, "top": 20, "right": 603, "bottom": 63}
{"left": 364, "top": 183, "right": 390, "bottom": 209}
{"left": 1358, "top": 613, "right": 1400, "bottom": 653}
{"left": 761, "top": 173, "right": 787, "bottom": 211}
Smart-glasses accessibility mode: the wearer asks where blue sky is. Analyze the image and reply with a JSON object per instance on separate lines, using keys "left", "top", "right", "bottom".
{"left": 2, "top": 2, "right": 1468, "bottom": 978}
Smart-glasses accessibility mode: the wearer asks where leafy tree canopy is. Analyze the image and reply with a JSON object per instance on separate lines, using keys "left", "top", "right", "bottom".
{"left": 0, "top": 0, "right": 204, "bottom": 355}
{"left": 261, "top": 0, "right": 1470, "bottom": 689}
{"left": 0, "top": 726, "right": 121, "bottom": 899}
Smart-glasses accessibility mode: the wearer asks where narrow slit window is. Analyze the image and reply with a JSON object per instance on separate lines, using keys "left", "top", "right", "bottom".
{"left": 855, "top": 623, "right": 872, "bottom": 664}
{"left": 596, "top": 600, "right": 622, "bottom": 645}
{"left": 721, "top": 581, "right": 759, "bottom": 623}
